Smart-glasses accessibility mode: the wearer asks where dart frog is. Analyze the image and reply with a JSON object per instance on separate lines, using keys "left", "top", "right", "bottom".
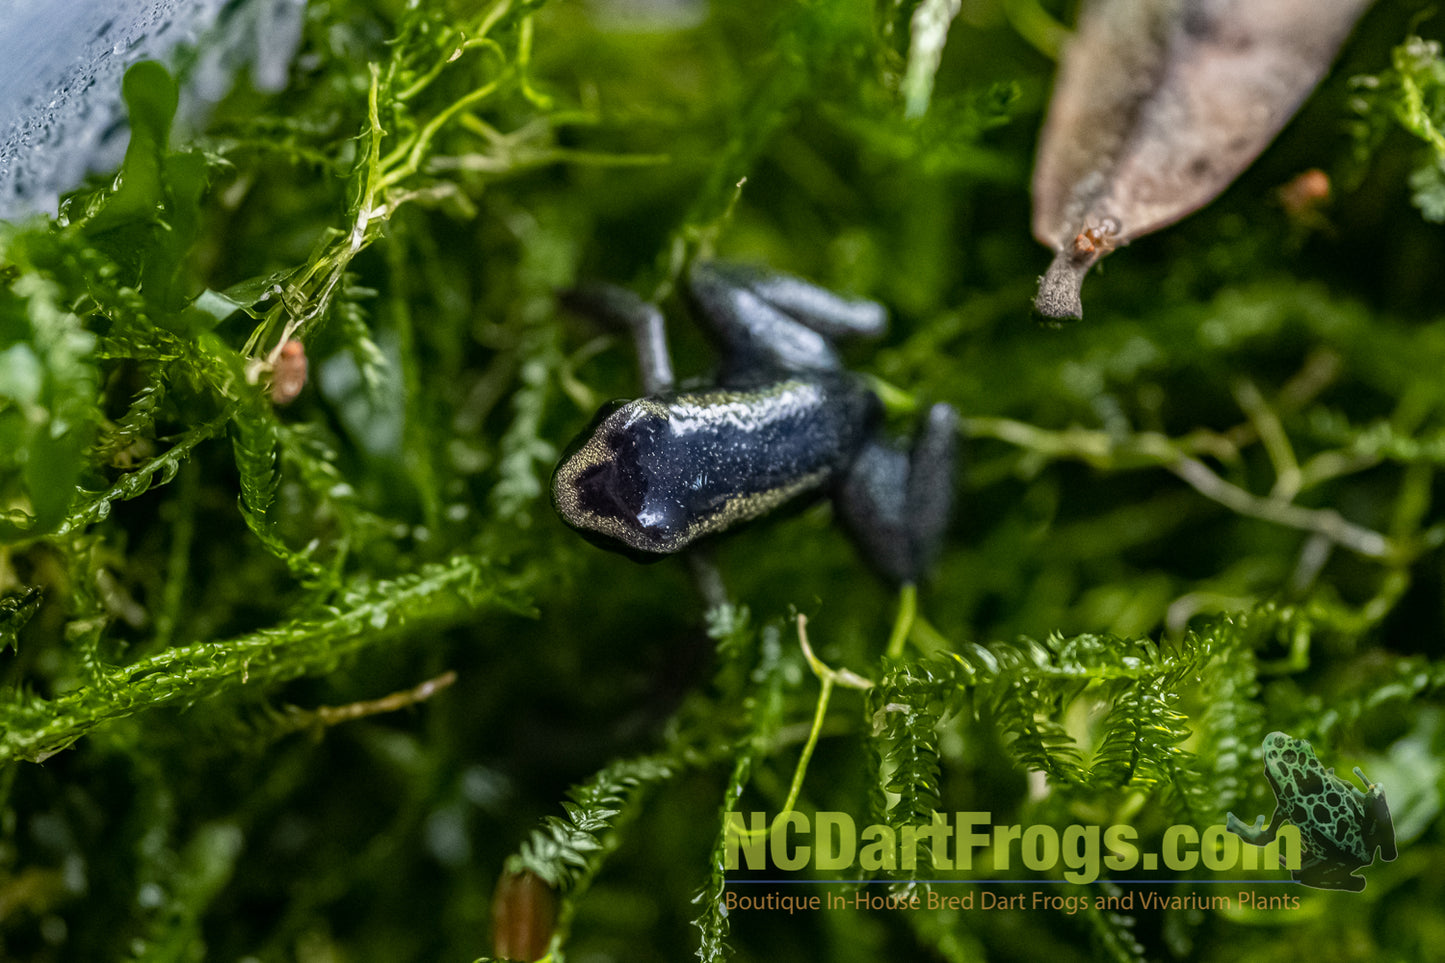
{"left": 551, "top": 261, "right": 957, "bottom": 586}
{"left": 1226, "top": 731, "right": 1397, "bottom": 892}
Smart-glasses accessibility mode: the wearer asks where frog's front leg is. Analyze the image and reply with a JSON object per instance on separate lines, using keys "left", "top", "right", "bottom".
{"left": 1226, "top": 809, "right": 1284, "bottom": 846}
{"left": 561, "top": 282, "right": 675, "bottom": 395}
{"left": 835, "top": 403, "right": 959, "bottom": 586}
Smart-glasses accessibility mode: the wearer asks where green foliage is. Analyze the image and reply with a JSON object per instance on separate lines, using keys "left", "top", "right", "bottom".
{"left": 1353, "top": 33, "right": 1445, "bottom": 221}
{"left": 0, "top": 251, "right": 100, "bottom": 536}
{"left": 0, "top": 552, "right": 529, "bottom": 765}
{"left": 511, "top": 753, "right": 680, "bottom": 893}
{"left": 0, "top": 588, "right": 42, "bottom": 652}
{"left": 693, "top": 609, "right": 784, "bottom": 961}
{"left": 867, "top": 621, "right": 1257, "bottom": 827}
{"left": 1, "top": 1, "right": 1444, "bottom": 962}
{"left": 1080, "top": 882, "right": 1147, "bottom": 963}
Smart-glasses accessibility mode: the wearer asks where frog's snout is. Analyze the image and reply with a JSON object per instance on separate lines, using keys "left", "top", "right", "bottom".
{"left": 569, "top": 456, "right": 644, "bottom": 527}
{"left": 554, "top": 435, "right": 657, "bottom": 546}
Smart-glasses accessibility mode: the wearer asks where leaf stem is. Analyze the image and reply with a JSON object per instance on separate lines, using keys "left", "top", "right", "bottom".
{"left": 963, "top": 415, "right": 1399, "bottom": 561}
{"left": 732, "top": 616, "right": 874, "bottom": 833}
{"left": 886, "top": 583, "right": 917, "bottom": 659}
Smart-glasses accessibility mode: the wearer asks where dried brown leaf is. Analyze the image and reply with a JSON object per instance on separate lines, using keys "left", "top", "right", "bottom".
{"left": 1031, "top": 0, "right": 1372, "bottom": 320}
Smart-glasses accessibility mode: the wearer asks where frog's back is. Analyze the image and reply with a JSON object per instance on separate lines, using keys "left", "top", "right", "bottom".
{"left": 553, "top": 376, "right": 878, "bottom": 555}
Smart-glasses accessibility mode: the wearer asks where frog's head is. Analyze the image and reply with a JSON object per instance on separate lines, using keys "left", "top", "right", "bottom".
{"left": 552, "top": 399, "right": 687, "bottom": 558}
{"left": 1259, "top": 731, "right": 1323, "bottom": 798}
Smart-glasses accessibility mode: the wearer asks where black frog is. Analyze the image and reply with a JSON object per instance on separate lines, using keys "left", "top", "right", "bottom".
{"left": 551, "top": 261, "right": 956, "bottom": 587}
{"left": 1226, "top": 731, "right": 1397, "bottom": 892}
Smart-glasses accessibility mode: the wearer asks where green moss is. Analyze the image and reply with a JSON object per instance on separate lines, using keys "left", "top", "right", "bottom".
{"left": 0, "top": 1, "right": 1442, "bottom": 960}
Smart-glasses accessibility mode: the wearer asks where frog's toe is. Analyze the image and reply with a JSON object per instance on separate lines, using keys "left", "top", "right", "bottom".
{"left": 1225, "top": 812, "right": 1267, "bottom": 840}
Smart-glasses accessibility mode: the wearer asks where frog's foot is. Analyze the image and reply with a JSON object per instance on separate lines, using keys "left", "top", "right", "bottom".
{"left": 1296, "top": 860, "right": 1368, "bottom": 892}
{"left": 685, "top": 261, "right": 887, "bottom": 381}
{"left": 1225, "top": 811, "right": 1274, "bottom": 845}
{"left": 560, "top": 282, "right": 675, "bottom": 395}
{"left": 835, "top": 403, "right": 958, "bottom": 585}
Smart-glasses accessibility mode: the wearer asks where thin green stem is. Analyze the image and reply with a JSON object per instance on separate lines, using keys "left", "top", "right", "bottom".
{"left": 963, "top": 415, "right": 1400, "bottom": 561}
{"left": 1233, "top": 378, "right": 1301, "bottom": 499}
{"left": 886, "top": 583, "right": 918, "bottom": 659}
{"left": 730, "top": 616, "right": 873, "bottom": 838}
{"left": 378, "top": 73, "right": 511, "bottom": 190}
{"left": 0, "top": 554, "right": 527, "bottom": 766}
{"left": 780, "top": 671, "right": 832, "bottom": 816}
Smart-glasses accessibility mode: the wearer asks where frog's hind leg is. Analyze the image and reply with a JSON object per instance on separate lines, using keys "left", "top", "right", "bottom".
{"left": 835, "top": 403, "right": 958, "bottom": 586}
{"left": 561, "top": 282, "right": 675, "bottom": 395}
{"left": 685, "top": 261, "right": 887, "bottom": 382}
{"left": 697, "top": 262, "right": 888, "bottom": 340}
{"left": 1297, "top": 854, "right": 1368, "bottom": 892}
{"left": 1354, "top": 766, "right": 1399, "bottom": 861}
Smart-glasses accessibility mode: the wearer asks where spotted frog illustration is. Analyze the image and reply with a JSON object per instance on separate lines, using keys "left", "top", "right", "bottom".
{"left": 1226, "top": 731, "right": 1396, "bottom": 892}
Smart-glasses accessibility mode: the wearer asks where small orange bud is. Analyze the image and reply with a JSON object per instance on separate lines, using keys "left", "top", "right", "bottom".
{"left": 270, "top": 340, "right": 308, "bottom": 405}
{"left": 1278, "top": 168, "right": 1331, "bottom": 219}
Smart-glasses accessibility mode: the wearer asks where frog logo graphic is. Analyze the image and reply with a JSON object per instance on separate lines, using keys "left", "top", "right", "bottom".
{"left": 1226, "top": 732, "right": 1397, "bottom": 892}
